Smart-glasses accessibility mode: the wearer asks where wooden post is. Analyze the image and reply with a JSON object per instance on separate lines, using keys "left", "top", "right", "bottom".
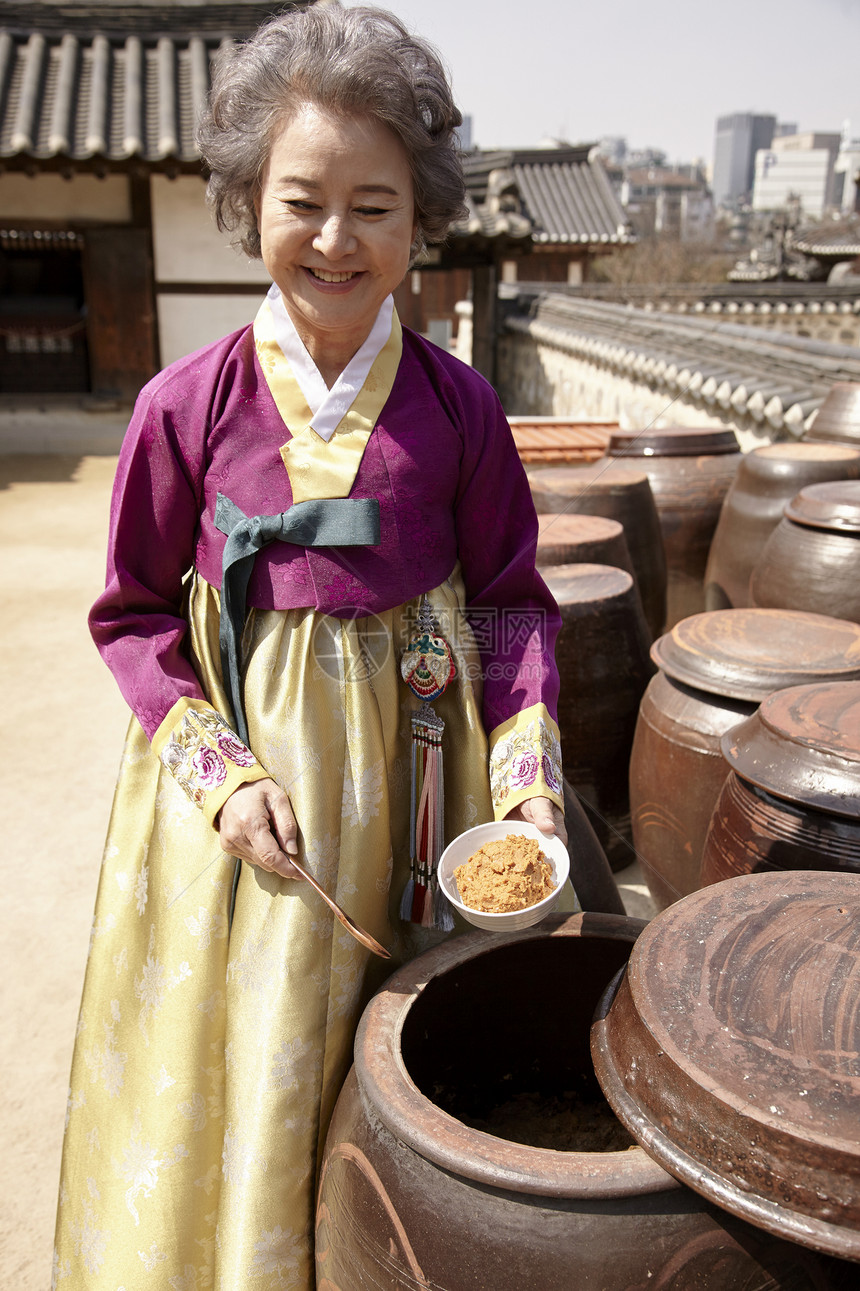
{"left": 82, "top": 225, "right": 158, "bottom": 400}
{"left": 470, "top": 261, "right": 497, "bottom": 385}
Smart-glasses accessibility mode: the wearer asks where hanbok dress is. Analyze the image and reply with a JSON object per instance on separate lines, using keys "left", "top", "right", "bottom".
{"left": 53, "top": 290, "right": 568, "bottom": 1290}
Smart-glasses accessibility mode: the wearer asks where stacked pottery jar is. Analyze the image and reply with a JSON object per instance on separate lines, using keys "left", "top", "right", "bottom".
{"left": 532, "top": 513, "right": 644, "bottom": 903}
{"left": 528, "top": 464, "right": 666, "bottom": 640}
{"left": 602, "top": 426, "right": 742, "bottom": 629}
{"left": 750, "top": 481, "right": 860, "bottom": 623}
{"left": 705, "top": 441, "right": 860, "bottom": 610}
{"left": 541, "top": 564, "right": 654, "bottom": 872}
{"left": 629, "top": 609, "right": 860, "bottom": 911}
{"left": 535, "top": 513, "right": 636, "bottom": 580}
{"left": 701, "top": 679, "right": 860, "bottom": 887}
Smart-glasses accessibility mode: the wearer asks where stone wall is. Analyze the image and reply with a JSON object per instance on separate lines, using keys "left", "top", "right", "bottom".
{"left": 700, "top": 304, "right": 860, "bottom": 349}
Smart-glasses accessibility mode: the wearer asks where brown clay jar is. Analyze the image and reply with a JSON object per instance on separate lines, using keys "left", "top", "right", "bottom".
{"left": 593, "top": 872, "right": 860, "bottom": 1269}
{"left": 629, "top": 609, "right": 860, "bottom": 911}
{"left": 543, "top": 563, "right": 654, "bottom": 871}
{"left": 317, "top": 913, "right": 854, "bottom": 1289}
{"left": 604, "top": 426, "right": 742, "bottom": 628}
{"left": 535, "top": 513, "right": 635, "bottom": 577}
{"left": 705, "top": 441, "right": 860, "bottom": 610}
{"left": 701, "top": 770, "right": 860, "bottom": 888}
{"left": 528, "top": 464, "right": 666, "bottom": 639}
{"left": 803, "top": 381, "right": 860, "bottom": 447}
{"left": 750, "top": 480, "right": 860, "bottom": 622}
{"left": 701, "top": 680, "right": 860, "bottom": 887}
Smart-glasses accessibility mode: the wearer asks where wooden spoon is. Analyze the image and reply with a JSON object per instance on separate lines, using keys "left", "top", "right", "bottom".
{"left": 290, "top": 854, "right": 391, "bottom": 959}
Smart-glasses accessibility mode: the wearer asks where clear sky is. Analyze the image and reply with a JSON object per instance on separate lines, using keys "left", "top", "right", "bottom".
{"left": 345, "top": 0, "right": 860, "bottom": 167}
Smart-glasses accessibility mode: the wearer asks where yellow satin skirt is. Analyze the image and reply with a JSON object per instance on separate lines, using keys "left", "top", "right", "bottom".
{"left": 54, "top": 570, "right": 498, "bottom": 1289}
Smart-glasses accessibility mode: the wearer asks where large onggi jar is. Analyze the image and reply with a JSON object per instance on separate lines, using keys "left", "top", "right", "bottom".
{"left": 603, "top": 426, "right": 742, "bottom": 629}
{"left": 593, "top": 872, "right": 860, "bottom": 1272}
{"left": 543, "top": 563, "right": 654, "bottom": 871}
{"left": 528, "top": 464, "right": 666, "bottom": 640}
{"left": 701, "top": 680, "right": 860, "bottom": 888}
{"left": 750, "top": 481, "right": 860, "bottom": 622}
{"left": 705, "top": 441, "right": 860, "bottom": 610}
{"left": 629, "top": 609, "right": 860, "bottom": 911}
{"left": 317, "top": 913, "right": 857, "bottom": 1289}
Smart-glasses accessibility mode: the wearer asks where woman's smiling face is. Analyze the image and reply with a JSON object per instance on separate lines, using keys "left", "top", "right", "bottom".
{"left": 256, "top": 102, "right": 417, "bottom": 377}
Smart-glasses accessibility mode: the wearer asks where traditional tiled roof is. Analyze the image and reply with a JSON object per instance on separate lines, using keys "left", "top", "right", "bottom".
{"left": 457, "top": 145, "right": 633, "bottom": 248}
{"left": 504, "top": 290, "right": 860, "bottom": 434}
{"left": 536, "top": 280, "right": 860, "bottom": 317}
{"left": 727, "top": 248, "right": 815, "bottom": 283}
{"left": 0, "top": 2, "right": 286, "bottom": 38}
{"left": 0, "top": 5, "right": 632, "bottom": 258}
{"left": 0, "top": 1, "right": 306, "bottom": 170}
{"left": 792, "top": 219, "right": 860, "bottom": 261}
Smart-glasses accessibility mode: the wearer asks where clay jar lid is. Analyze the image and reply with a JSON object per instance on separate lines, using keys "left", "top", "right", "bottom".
{"left": 535, "top": 514, "right": 631, "bottom": 570}
{"left": 592, "top": 870, "right": 860, "bottom": 1259}
{"left": 606, "top": 426, "right": 740, "bottom": 458}
{"left": 528, "top": 464, "right": 650, "bottom": 502}
{"left": 720, "top": 679, "right": 860, "bottom": 817}
{"left": 755, "top": 441, "right": 860, "bottom": 466}
{"left": 537, "top": 513, "right": 623, "bottom": 541}
{"left": 784, "top": 480, "right": 860, "bottom": 532}
{"left": 651, "top": 608, "right": 860, "bottom": 702}
{"left": 541, "top": 562, "right": 637, "bottom": 613}
{"left": 742, "top": 442, "right": 860, "bottom": 491}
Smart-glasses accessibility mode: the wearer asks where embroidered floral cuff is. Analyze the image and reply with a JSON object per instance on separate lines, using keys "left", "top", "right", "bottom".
{"left": 488, "top": 705, "right": 564, "bottom": 820}
{"left": 151, "top": 698, "right": 270, "bottom": 826}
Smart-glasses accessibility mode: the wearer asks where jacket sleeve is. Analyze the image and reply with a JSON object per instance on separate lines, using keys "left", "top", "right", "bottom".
{"left": 449, "top": 369, "right": 564, "bottom": 819}
{"left": 89, "top": 380, "right": 268, "bottom": 823}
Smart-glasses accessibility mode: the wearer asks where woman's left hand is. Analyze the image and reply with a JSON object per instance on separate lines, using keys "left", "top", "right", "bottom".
{"left": 505, "top": 795, "right": 568, "bottom": 846}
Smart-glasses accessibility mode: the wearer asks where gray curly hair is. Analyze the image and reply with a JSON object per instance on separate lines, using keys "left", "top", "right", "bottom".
{"left": 198, "top": 4, "right": 467, "bottom": 260}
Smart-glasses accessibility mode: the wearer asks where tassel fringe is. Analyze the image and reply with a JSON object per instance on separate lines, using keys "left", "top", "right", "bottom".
{"left": 399, "top": 597, "right": 456, "bottom": 931}
{"left": 433, "top": 885, "right": 456, "bottom": 932}
{"left": 399, "top": 878, "right": 415, "bottom": 922}
{"left": 401, "top": 703, "right": 450, "bottom": 930}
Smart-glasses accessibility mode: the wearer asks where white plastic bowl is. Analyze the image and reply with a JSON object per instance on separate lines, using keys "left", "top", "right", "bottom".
{"left": 438, "top": 819, "right": 570, "bottom": 932}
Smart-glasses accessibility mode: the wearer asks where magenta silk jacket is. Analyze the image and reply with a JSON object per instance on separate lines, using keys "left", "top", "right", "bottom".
{"left": 90, "top": 323, "right": 561, "bottom": 746}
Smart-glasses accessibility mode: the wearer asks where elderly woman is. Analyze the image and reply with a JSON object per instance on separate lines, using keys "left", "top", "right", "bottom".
{"left": 54, "top": 6, "right": 572, "bottom": 1287}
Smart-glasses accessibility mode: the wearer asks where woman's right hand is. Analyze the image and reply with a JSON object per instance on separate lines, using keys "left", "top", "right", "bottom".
{"left": 217, "top": 778, "right": 301, "bottom": 878}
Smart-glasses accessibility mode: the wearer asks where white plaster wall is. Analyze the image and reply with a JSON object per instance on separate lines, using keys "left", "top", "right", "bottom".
{"left": 156, "top": 292, "right": 265, "bottom": 365}
{"left": 496, "top": 334, "right": 774, "bottom": 452}
{"left": 0, "top": 173, "right": 131, "bottom": 222}
{"left": 151, "top": 175, "right": 269, "bottom": 285}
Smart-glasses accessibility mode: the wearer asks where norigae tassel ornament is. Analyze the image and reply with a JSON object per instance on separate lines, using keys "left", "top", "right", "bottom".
{"left": 399, "top": 596, "right": 456, "bottom": 931}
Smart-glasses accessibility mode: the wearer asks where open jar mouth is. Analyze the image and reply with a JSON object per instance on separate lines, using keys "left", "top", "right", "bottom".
{"left": 355, "top": 912, "right": 673, "bottom": 1199}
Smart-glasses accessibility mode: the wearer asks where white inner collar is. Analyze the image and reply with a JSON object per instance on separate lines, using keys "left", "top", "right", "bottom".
{"left": 266, "top": 284, "right": 393, "bottom": 443}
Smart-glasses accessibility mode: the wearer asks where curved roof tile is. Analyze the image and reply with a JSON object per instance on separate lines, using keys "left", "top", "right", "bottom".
{"left": 459, "top": 146, "right": 633, "bottom": 248}
{"left": 0, "top": 2, "right": 305, "bottom": 168}
{"left": 505, "top": 292, "right": 860, "bottom": 433}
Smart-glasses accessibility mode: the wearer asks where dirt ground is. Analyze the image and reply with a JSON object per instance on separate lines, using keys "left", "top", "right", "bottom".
{"left": 0, "top": 446, "right": 653, "bottom": 1289}
{"left": 0, "top": 453, "right": 129, "bottom": 1289}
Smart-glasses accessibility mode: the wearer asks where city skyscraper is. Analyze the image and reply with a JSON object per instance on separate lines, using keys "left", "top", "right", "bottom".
{"left": 713, "top": 112, "right": 777, "bottom": 208}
